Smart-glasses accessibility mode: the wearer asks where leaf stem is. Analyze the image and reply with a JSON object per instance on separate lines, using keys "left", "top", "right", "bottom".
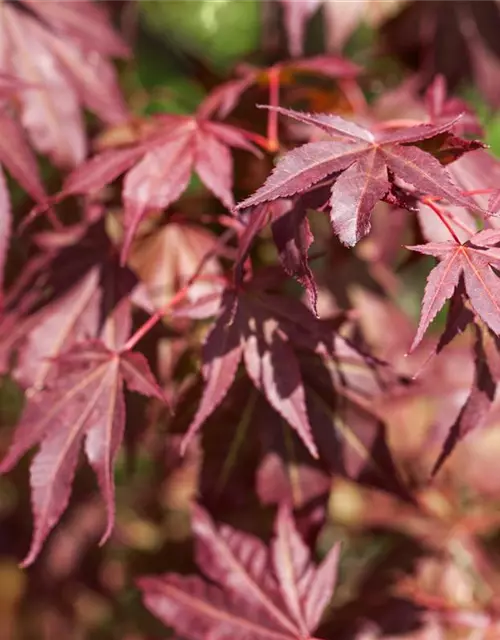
{"left": 375, "top": 118, "right": 427, "bottom": 130}
{"left": 461, "top": 188, "right": 497, "bottom": 197}
{"left": 267, "top": 66, "right": 280, "bottom": 152}
{"left": 423, "top": 197, "right": 461, "bottom": 244}
{"left": 122, "top": 229, "right": 235, "bottom": 352}
{"left": 122, "top": 286, "right": 191, "bottom": 352}
{"left": 239, "top": 129, "right": 275, "bottom": 152}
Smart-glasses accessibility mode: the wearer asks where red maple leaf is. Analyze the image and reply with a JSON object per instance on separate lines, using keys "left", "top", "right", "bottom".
{"left": 0, "top": 0, "right": 129, "bottom": 167}
{"left": 236, "top": 107, "right": 484, "bottom": 247}
{"left": 180, "top": 286, "right": 320, "bottom": 459}
{"left": 137, "top": 504, "right": 341, "bottom": 640}
{"left": 8, "top": 219, "right": 144, "bottom": 393}
{"left": 128, "top": 218, "right": 224, "bottom": 311}
{"left": 59, "top": 113, "right": 260, "bottom": 262}
{"left": 431, "top": 323, "right": 500, "bottom": 476}
{"left": 172, "top": 279, "right": 411, "bottom": 503}
{"left": 0, "top": 340, "right": 167, "bottom": 567}
{"left": 408, "top": 229, "right": 500, "bottom": 350}
{"left": 0, "top": 104, "right": 47, "bottom": 293}
{"left": 235, "top": 198, "right": 320, "bottom": 314}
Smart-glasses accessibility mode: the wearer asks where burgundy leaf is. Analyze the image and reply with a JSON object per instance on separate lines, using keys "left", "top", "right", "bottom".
{"left": 59, "top": 114, "right": 258, "bottom": 262}
{"left": 382, "top": 0, "right": 500, "bottom": 107}
{"left": 192, "top": 505, "right": 291, "bottom": 630}
{"left": 272, "top": 505, "right": 341, "bottom": 633}
{"left": 432, "top": 325, "right": 499, "bottom": 475}
{"left": 194, "top": 127, "right": 235, "bottom": 210}
{"left": 181, "top": 294, "right": 243, "bottom": 454}
{"left": 0, "top": 110, "right": 47, "bottom": 203}
{"left": 183, "top": 286, "right": 326, "bottom": 458}
{"left": 271, "top": 202, "right": 318, "bottom": 314}
{"left": 242, "top": 319, "right": 317, "bottom": 458}
{"left": 0, "top": 341, "right": 166, "bottom": 567}
{"left": 139, "top": 574, "right": 294, "bottom": 640}
{"left": 236, "top": 107, "right": 483, "bottom": 247}
{"left": 13, "top": 220, "right": 140, "bottom": 391}
{"left": 0, "top": 0, "right": 127, "bottom": 167}
{"left": 238, "top": 201, "right": 293, "bottom": 266}
{"left": 280, "top": 0, "right": 322, "bottom": 57}
{"left": 138, "top": 504, "right": 340, "bottom": 640}
{"left": 121, "top": 137, "right": 194, "bottom": 261}
{"left": 129, "top": 220, "right": 223, "bottom": 310}
{"left": 409, "top": 230, "right": 500, "bottom": 350}
{"left": 0, "top": 166, "right": 11, "bottom": 293}
{"left": 329, "top": 148, "right": 388, "bottom": 246}
{"left": 236, "top": 141, "right": 364, "bottom": 206}
{"left": 61, "top": 146, "right": 147, "bottom": 198}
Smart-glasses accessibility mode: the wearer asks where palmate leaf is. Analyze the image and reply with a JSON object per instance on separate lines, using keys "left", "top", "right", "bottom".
{"left": 236, "top": 189, "right": 331, "bottom": 316}
{"left": 235, "top": 107, "right": 485, "bottom": 247}
{"left": 0, "top": 0, "right": 128, "bottom": 167}
{"left": 408, "top": 229, "right": 500, "bottom": 350}
{"left": 10, "top": 220, "right": 141, "bottom": 392}
{"left": 0, "top": 167, "right": 10, "bottom": 294}
{"left": 179, "top": 286, "right": 329, "bottom": 459}
{"left": 0, "top": 340, "right": 167, "bottom": 567}
{"left": 174, "top": 287, "right": 411, "bottom": 505}
{"left": 0, "top": 108, "right": 48, "bottom": 292}
{"left": 138, "top": 504, "right": 340, "bottom": 640}
{"left": 59, "top": 113, "right": 260, "bottom": 262}
{"left": 432, "top": 324, "right": 500, "bottom": 476}
{"left": 129, "top": 219, "right": 223, "bottom": 310}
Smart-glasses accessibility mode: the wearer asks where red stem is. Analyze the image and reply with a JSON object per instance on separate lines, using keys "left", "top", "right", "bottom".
{"left": 122, "top": 274, "right": 227, "bottom": 352}
{"left": 239, "top": 129, "right": 275, "bottom": 152}
{"left": 461, "top": 188, "right": 497, "bottom": 197}
{"left": 375, "top": 118, "right": 426, "bottom": 130}
{"left": 122, "top": 227, "right": 236, "bottom": 352}
{"left": 122, "top": 286, "right": 190, "bottom": 352}
{"left": 423, "top": 197, "right": 461, "bottom": 244}
{"left": 198, "top": 213, "right": 244, "bottom": 232}
{"left": 267, "top": 66, "right": 280, "bottom": 152}
{"left": 441, "top": 210, "right": 475, "bottom": 236}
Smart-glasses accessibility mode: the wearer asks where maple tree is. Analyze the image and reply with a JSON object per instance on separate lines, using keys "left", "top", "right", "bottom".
{"left": 3, "top": 1, "right": 500, "bottom": 638}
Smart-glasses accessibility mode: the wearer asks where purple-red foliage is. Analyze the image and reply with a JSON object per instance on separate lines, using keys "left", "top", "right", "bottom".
{"left": 3, "top": 2, "right": 500, "bottom": 639}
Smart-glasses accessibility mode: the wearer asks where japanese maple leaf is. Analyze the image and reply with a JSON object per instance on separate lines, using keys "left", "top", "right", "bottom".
{"left": 129, "top": 219, "right": 223, "bottom": 310}
{"left": 180, "top": 286, "right": 321, "bottom": 458}
{"left": 278, "top": 0, "right": 404, "bottom": 57}
{"left": 235, "top": 107, "right": 484, "bottom": 247}
{"left": 236, "top": 198, "right": 320, "bottom": 314}
{"left": 382, "top": 0, "right": 500, "bottom": 107}
{"left": 0, "top": 340, "right": 167, "bottom": 567}
{"left": 59, "top": 113, "right": 259, "bottom": 262}
{"left": 432, "top": 323, "right": 500, "bottom": 476}
{"left": 0, "top": 0, "right": 129, "bottom": 167}
{"left": 9, "top": 219, "right": 144, "bottom": 393}
{"left": 174, "top": 283, "right": 411, "bottom": 502}
{"left": 138, "top": 504, "right": 341, "bottom": 640}
{"left": 0, "top": 106, "right": 47, "bottom": 293}
{"left": 409, "top": 229, "right": 500, "bottom": 350}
